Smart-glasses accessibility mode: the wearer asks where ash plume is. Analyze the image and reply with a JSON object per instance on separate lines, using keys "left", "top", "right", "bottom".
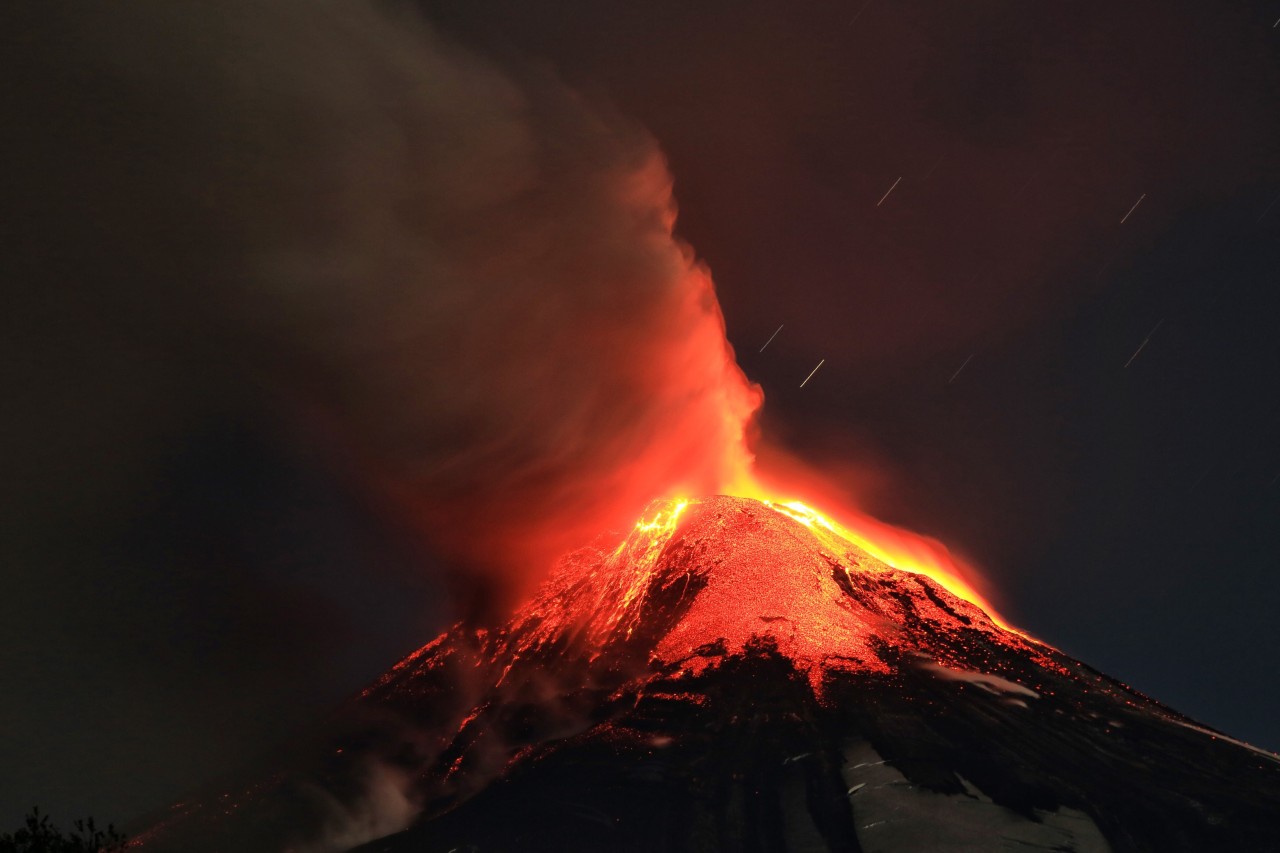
{"left": 5, "top": 1, "right": 770, "bottom": 844}
{"left": 8, "top": 0, "right": 761, "bottom": 610}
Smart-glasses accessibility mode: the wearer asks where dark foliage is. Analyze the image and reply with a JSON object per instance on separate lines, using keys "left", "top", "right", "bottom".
{"left": 0, "top": 809, "right": 126, "bottom": 853}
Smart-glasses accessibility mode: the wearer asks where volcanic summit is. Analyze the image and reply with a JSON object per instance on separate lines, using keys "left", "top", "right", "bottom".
{"left": 139, "top": 496, "right": 1280, "bottom": 852}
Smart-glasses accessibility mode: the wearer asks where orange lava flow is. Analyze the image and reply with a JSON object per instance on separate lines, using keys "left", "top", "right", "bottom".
{"left": 610, "top": 499, "right": 690, "bottom": 638}
{"left": 715, "top": 472, "right": 1020, "bottom": 633}
{"left": 572, "top": 494, "right": 1036, "bottom": 696}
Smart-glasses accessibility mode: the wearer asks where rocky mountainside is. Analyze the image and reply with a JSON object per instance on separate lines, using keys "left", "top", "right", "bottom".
{"left": 137, "top": 496, "right": 1280, "bottom": 852}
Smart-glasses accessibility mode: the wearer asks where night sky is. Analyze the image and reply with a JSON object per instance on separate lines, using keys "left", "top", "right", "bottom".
{"left": 4, "top": 0, "right": 1280, "bottom": 833}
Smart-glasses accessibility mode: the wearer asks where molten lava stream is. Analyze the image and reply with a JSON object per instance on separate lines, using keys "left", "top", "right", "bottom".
{"left": 722, "top": 474, "right": 1020, "bottom": 634}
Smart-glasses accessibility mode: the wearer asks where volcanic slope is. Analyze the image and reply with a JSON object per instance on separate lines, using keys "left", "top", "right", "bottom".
{"left": 135, "top": 496, "right": 1280, "bottom": 852}
{"left": 352, "top": 496, "right": 1280, "bottom": 852}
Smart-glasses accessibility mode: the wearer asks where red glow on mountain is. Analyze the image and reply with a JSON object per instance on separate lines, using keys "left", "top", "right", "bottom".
{"left": 361, "top": 496, "right": 1077, "bottom": 777}
{"left": 135, "top": 495, "right": 1280, "bottom": 852}
{"left": 726, "top": 483, "right": 1013, "bottom": 631}
{"left": 346, "top": 496, "right": 1278, "bottom": 847}
{"left": 453, "top": 495, "right": 1036, "bottom": 700}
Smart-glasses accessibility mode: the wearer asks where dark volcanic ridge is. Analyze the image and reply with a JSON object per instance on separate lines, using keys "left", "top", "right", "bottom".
{"left": 136, "top": 496, "right": 1280, "bottom": 852}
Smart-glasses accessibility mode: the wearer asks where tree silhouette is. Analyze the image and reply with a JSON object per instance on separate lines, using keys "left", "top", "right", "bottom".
{"left": 0, "top": 808, "right": 127, "bottom": 853}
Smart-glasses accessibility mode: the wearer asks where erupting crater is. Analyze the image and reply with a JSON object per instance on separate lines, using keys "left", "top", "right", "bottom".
{"left": 369, "top": 496, "right": 1044, "bottom": 709}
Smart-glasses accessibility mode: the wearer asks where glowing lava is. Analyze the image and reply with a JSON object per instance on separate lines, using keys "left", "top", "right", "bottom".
{"left": 613, "top": 496, "right": 1036, "bottom": 692}
{"left": 419, "top": 495, "right": 1046, "bottom": 710}
{"left": 744, "top": 493, "right": 1015, "bottom": 632}
{"left": 611, "top": 499, "right": 690, "bottom": 638}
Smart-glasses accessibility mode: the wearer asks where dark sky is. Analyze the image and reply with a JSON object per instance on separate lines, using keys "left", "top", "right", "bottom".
{"left": 4, "top": 0, "right": 1279, "bottom": 832}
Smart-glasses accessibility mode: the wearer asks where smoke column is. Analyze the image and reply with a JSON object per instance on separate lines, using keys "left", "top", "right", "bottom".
{"left": 9, "top": 0, "right": 762, "bottom": 611}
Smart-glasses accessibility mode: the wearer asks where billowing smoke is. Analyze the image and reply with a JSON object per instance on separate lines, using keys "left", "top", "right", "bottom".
{"left": 6, "top": 0, "right": 768, "bottom": 845}
{"left": 10, "top": 0, "right": 761, "bottom": 610}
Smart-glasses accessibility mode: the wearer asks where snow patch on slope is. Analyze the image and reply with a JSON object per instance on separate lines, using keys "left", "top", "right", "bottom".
{"left": 840, "top": 739, "right": 1109, "bottom": 852}
{"left": 920, "top": 662, "right": 1040, "bottom": 699}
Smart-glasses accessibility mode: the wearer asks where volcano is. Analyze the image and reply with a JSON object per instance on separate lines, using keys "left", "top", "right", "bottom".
{"left": 138, "top": 496, "right": 1280, "bottom": 852}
